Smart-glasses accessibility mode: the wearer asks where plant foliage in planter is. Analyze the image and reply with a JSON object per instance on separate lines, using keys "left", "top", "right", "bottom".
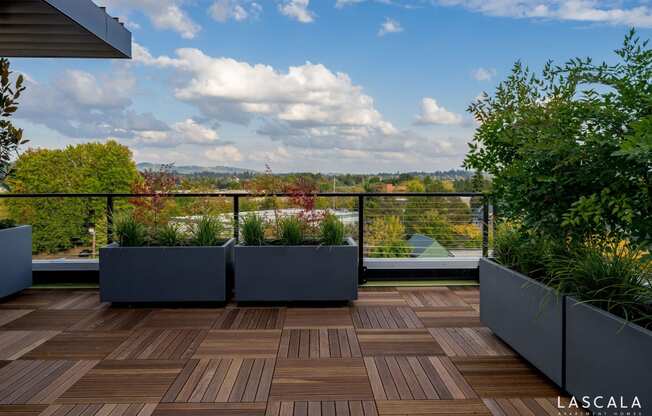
{"left": 113, "top": 214, "right": 227, "bottom": 247}
{"left": 0, "top": 218, "right": 16, "bottom": 230}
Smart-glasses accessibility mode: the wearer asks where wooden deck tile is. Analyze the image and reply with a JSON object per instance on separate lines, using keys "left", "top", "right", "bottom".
{"left": 194, "top": 330, "right": 281, "bottom": 358}
{"left": 0, "top": 310, "right": 90, "bottom": 331}
{"left": 70, "top": 308, "right": 151, "bottom": 331}
{"left": 40, "top": 403, "right": 157, "bottom": 416}
{"left": 482, "top": 398, "right": 565, "bottom": 416}
{"left": 58, "top": 360, "right": 185, "bottom": 403}
{"left": 428, "top": 328, "right": 514, "bottom": 357}
{"left": 376, "top": 400, "right": 491, "bottom": 415}
{"left": 364, "top": 356, "right": 477, "bottom": 400}
{"left": 414, "top": 306, "right": 483, "bottom": 328}
{"left": 162, "top": 358, "right": 275, "bottom": 403}
{"left": 278, "top": 329, "right": 361, "bottom": 359}
{"left": 0, "top": 331, "right": 59, "bottom": 360}
{"left": 353, "top": 292, "right": 407, "bottom": 306}
{"left": 270, "top": 358, "right": 373, "bottom": 401}
{"left": 214, "top": 309, "right": 285, "bottom": 330}
{"left": 414, "top": 307, "right": 482, "bottom": 328}
{"left": 137, "top": 310, "right": 222, "bottom": 329}
{"left": 284, "top": 309, "right": 353, "bottom": 329}
{"left": 452, "top": 357, "right": 561, "bottom": 398}
{"left": 352, "top": 307, "right": 423, "bottom": 329}
{"left": 24, "top": 331, "right": 130, "bottom": 360}
{"left": 451, "top": 288, "right": 479, "bottom": 306}
{"left": 106, "top": 329, "right": 206, "bottom": 360}
{"left": 398, "top": 288, "right": 469, "bottom": 308}
{"left": 266, "top": 401, "right": 378, "bottom": 416}
{"left": 0, "top": 291, "right": 70, "bottom": 310}
{"left": 0, "top": 359, "right": 97, "bottom": 404}
{"left": 357, "top": 329, "right": 443, "bottom": 356}
{"left": 153, "top": 402, "right": 266, "bottom": 416}
{"left": 45, "top": 292, "right": 106, "bottom": 311}
{"left": 0, "top": 310, "right": 33, "bottom": 327}
{"left": 0, "top": 405, "right": 47, "bottom": 415}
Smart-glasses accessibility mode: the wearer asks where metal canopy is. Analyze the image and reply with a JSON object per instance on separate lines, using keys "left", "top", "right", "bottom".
{"left": 0, "top": 0, "right": 131, "bottom": 59}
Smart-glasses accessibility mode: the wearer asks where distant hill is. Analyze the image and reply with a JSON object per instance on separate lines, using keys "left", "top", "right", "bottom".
{"left": 137, "top": 163, "right": 256, "bottom": 175}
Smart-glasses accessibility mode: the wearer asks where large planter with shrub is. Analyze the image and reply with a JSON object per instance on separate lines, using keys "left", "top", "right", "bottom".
{"left": 565, "top": 297, "right": 652, "bottom": 407}
{"left": 479, "top": 258, "right": 564, "bottom": 387}
{"left": 0, "top": 225, "right": 32, "bottom": 298}
{"left": 100, "top": 238, "right": 235, "bottom": 303}
{"left": 235, "top": 237, "right": 358, "bottom": 301}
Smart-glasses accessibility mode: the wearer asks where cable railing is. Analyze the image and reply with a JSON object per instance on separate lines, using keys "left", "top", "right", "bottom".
{"left": 0, "top": 192, "right": 492, "bottom": 277}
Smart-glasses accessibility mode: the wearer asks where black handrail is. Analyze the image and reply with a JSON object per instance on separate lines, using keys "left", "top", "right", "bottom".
{"left": 0, "top": 191, "right": 484, "bottom": 198}
{"left": 0, "top": 191, "right": 491, "bottom": 282}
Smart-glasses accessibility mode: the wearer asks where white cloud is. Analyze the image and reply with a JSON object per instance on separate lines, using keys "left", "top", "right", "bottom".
{"left": 335, "top": 0, "right": 652, "bottom": 27}
{"left": 209, "top": 0, "right": 262, "bottom": 22}
{"left": 335, "top": 0, "right": 365, "bottom": 8}
{"left": 378, "top": 18, "right": 404, "bottom": 36}
{"left": 17, "top": 68, "right": 222, "bottom": 150}
{"left": 99, "top": 0, "right": 200, "bottom": 38}
{"left": 434, "top": 0, "right": 652, "bottom": 27}
{"left": 205, "top": 144, "right": 243, "bottom": 162}
{"left": 415, "top": 98, "right": 464, "bottom": 125}
{"left": 134, "top": 46, "right": 399, "bottom": 150}
{"left": 278, "top": 0, "right": 315, "bottom": 23}
{"left": 471, "top": 67, "right": 496, "bottom": 81}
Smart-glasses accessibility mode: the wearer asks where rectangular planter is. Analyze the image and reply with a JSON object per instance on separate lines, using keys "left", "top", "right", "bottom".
{"left": 565, "top": 297, "right": 652, "bottom": 408}
{"left": 479, "top": 258, "right": 564, "bottom": 387}
{"left": 99, "top": 238, "right": 235, "bottom": 303}
{"left": 234, "top": 238, "right": 358, "bottom": 302}
{"left": 0, "top": 225, "right": 32, "bottom": 298}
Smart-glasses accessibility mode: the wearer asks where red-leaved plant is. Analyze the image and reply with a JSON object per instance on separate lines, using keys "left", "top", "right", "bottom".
{"left": 130, "top": 164, "right": 177, "bottom": 228}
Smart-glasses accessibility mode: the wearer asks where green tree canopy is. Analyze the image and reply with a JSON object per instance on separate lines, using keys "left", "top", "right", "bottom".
{"left": 6, "top": 141, "right": 138, "bottom": 253}
{"left": 464, "top": 30, "right": 651, "bottom": 245}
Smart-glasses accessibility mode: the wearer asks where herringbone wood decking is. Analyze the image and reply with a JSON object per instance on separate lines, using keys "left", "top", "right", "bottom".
{"left": 0, "top": 287, "right": 565, "bottom": 415}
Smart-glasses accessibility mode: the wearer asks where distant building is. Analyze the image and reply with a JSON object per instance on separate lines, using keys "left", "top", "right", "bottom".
{"left": 407, "top": 234, "right": 452, "bottom": 258}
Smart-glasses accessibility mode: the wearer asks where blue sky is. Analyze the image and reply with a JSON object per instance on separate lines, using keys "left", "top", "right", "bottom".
{"left": 10, "top": 0, "right": 652, "bottom": 173}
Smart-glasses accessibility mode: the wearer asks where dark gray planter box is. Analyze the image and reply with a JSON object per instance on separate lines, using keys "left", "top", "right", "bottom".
{"left": 234, "top": 238, "right": 358, "bottom": 302}
{"left": 479, "top": 258, "right": 564, "bottom": 387}
{"left": 0, "top": 225, "right": 32, "bottom": 298}
{"left": 566, "top": 297, "right": 652, "bottom": 408}
{"left": 100, "top": 238, "right": 235, "bottom": 303}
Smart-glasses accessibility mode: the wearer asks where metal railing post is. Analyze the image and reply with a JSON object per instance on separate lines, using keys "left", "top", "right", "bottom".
{"left": 233, "top": 195, "right": 240, "bottom": 241}
{"left": 358, "top": 194, "right": 365, "bottom": 284}
{"left": 482, "top": 197, "right": 489, "bottom": 257}
{"left": 106, "top": 196, "right": 114, "bottom": 243}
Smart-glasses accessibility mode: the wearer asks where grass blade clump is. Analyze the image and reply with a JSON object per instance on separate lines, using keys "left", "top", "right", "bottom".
{"left": 0, "top": 219, "right": 17, "bottom": 230}
{"left": 192, "top": 216, "right": 224, "bottom": 246}
{"left": 279, "top": 216, "right": 304, "bottom": 245}
{"left": 320, "top": 214, "right": 345, "bottom": 246}
{"left": 241, "top": 214, "right": 266, "bottom": 246}
{"left": 155, "top": 223, "right": 185, "bottom": 247}
{"left": 114, "top": 215, "right": 147, "bottom": 247}
{"left": 549, "top": 241, "right": 652, "bottom": 328}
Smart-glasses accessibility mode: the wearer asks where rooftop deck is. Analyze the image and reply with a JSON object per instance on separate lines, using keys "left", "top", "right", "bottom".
{"left": 0, "top": 286, "right": 564, "bottom": 416}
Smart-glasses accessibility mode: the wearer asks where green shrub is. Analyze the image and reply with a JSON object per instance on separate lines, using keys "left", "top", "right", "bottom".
{"left": 241, "top": 214, "right": 265, "bottom": 246}
{"left": 114, "top": 215, "right": 147, "bottom": 247}
{"left": 0, "top": 218, "right": 17, "bottom": 230}
{"left": 279, "top": 216, "right": 304, "bottom": 245}
{"left": 549, "top": 241, "right": 652, "bottom": 328}
{"left": 192, "top": 216, "right": 224, "bottom": 246}
{"left": 155, "top": 223, "right": 185, "bottom": 247}
{"left": 320, "top": 214, "right": 344, "bottom": 246}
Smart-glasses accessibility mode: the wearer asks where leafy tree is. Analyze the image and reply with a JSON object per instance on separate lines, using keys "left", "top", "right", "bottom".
{"left": 6, "top": 141, "right": 138, "bottom": 253}
{"left": 366, "top": 216, "right": 411, "bottom": 258}
{"left": 464, "top": 30, "right": 651, "bottom": 245}
{"left": 0, "top": 58, "right": 27, "bottom": 183}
